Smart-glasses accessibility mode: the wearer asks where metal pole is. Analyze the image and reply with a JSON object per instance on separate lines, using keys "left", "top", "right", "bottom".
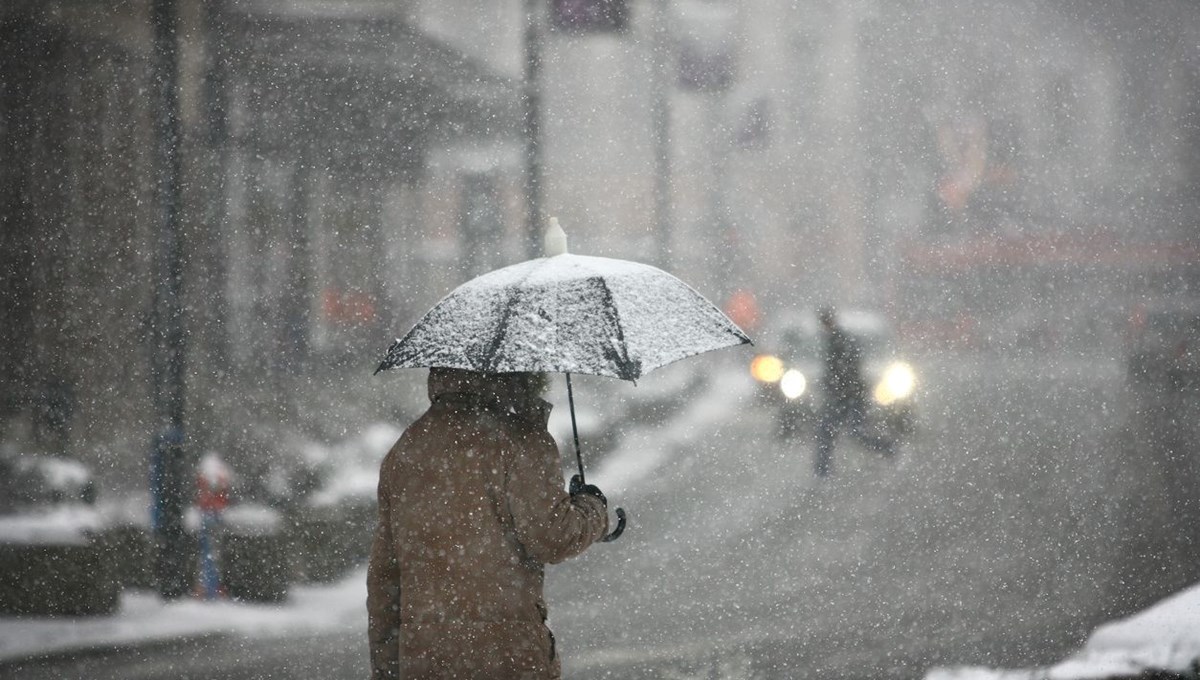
{"left": 708, "top": 93, "right": 734, "bottom": 301}
{"left": 651, "top": 0, "right": 673, "bottom": 269}
{"left": 523, "top": 0, "right": 544, "bottom": 259}
{"left": 150, "top": 0, "right": 190, "bottom": 600}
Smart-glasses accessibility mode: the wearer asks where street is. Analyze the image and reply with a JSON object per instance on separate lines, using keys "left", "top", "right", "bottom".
{"left": 553, "top": 353, "right": 1200, "bottom": 679}
{"left": 10, "top": 353, "right": 1200, "bottom": 680}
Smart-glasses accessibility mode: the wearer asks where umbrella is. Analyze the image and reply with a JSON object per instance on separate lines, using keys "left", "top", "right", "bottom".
{"left": 376, "top": 219, "right": 752, "bottom": 540}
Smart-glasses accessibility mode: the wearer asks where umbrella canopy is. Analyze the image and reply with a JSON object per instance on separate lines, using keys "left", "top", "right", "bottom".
{"left": 375, "top": 253, "right": 751, "bottom": 381}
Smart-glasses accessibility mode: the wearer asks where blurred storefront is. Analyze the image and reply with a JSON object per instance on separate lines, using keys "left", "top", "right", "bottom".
{"left": 0, "top": 0, "right": 522, "bottom": 481}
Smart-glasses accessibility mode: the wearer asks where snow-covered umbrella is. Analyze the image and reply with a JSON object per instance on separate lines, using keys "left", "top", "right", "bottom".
{"left": 375, "top": 218, "right": 752, "bottom": 540}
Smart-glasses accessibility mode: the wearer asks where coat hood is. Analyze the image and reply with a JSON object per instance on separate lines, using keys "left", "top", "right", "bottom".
{"left": 427, "top": 367, "right": 552, "bottom": 427}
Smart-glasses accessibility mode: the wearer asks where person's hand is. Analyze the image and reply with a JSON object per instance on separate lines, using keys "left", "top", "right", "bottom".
{"left": 569, "top": 474, "right": 607, "bottom": 507}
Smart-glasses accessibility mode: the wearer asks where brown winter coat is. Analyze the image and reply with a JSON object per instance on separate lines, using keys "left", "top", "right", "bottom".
{"left": 367, "top": 368, "right": 608, "bottom": 680}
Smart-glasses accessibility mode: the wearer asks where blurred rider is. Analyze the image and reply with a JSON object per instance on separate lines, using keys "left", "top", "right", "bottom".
{"left": 814, "top": 306, "right": 894, "bottom": 476}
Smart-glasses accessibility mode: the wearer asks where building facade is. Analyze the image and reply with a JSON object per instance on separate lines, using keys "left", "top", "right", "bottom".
{"left": 2, "top": 0, "right": 1198, "bottom": 485}
{"left": 0, "top": 0, "right": 523, "bottom": 484}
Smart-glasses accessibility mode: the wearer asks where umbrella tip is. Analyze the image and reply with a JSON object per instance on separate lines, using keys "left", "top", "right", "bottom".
{"left": 544, "top": 217, "right": 568, "bottom": 257}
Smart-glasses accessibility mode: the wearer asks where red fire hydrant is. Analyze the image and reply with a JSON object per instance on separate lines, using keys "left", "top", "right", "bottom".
{"left": 196, "top": 453, "right": 232, "bottom": 599}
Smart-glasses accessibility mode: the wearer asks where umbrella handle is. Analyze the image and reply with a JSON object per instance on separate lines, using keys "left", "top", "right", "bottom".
{"left": 566, "top": 373, "right": 586, "bottom": 483}
{"left": 601, "top": 507, "right": 626, "bottom": 542}
{"left": 564, "top": 373, "right": 625, "bottom": 543}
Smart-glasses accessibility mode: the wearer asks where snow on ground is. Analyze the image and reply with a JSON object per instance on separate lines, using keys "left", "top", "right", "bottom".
{"left": 926, "top": 581, "right": 1200, "bottom": 680}
{"left": 0, "top": 567, "right": 368, "bottom": 663}
{"left": 305, "top": 422, "right": 401, "bottom": 508}
{"left": 4, "top": 530, "right": 1196, "bottom": 678}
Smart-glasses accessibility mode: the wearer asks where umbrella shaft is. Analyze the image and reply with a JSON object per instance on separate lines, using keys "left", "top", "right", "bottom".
{"left": 566, "top": 373, "right": 585, "bottom": 484}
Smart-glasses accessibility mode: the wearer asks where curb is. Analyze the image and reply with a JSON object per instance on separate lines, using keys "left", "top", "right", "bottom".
{"left": 0, "top": 631, "right": 230, "bottom": 672}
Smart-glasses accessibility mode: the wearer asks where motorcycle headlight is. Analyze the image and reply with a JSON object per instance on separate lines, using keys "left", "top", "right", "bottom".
{"left": 750, "top": 354, "right": 785, "bottom": 383}
{"left": 873, "top": 361, "right": 916, "bottom": 405}
{"left": 780, "top": 369, "right": 807, "bottom": 400}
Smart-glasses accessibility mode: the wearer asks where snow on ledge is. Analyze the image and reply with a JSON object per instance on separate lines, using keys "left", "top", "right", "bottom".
{"left": 0, "top": 506, "right": 104, "bottom": 547}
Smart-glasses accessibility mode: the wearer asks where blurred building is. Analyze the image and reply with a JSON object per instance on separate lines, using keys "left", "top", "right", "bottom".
{"left": 2, "top": 0, "right": 1198, "bottom": 483}
{"left": 656, "top": 0, "right": 1200, "bottom": 352}
{"left": 0, "top": 0, "right": 523, "bottom": 481}
{"left": 856, "top": 1, "right": 1200, "bottom": 351}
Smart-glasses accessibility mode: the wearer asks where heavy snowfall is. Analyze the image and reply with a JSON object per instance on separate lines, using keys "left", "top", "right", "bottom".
{"left": 2, "top": 1, "right": 1199, "bottom": 678}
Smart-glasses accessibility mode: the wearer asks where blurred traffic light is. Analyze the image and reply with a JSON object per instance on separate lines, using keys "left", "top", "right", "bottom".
{"left": 551, "top": 0, "right": 629, "bottom": 33}
{"left": 675, "top": 1, "right": 737, "bottom": 92}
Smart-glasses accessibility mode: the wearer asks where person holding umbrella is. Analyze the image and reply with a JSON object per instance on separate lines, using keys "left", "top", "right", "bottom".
{"left": 367, "top": 367, "right": 609, "bottom": 680}
{"left": 369, "top": 219, "right": 750, "bottom": 678}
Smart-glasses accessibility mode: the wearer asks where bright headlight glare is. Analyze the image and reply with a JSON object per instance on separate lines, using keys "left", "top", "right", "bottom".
{"left": 750, "top": 355, "right": 785, "bottom": 383}
{"left": 779, "top": 369, "right": 807, "bottom": 400}
{"left": 874, "top": 362, "right": 916, "bottom": 405}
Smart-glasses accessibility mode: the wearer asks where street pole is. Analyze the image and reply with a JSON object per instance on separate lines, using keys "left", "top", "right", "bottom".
{"left": 150, "top": 0, "right": 190, "bottom": 600}
{"left": 523, "top": 0, "right": 544, "bottom": 258}
{"left": 708, "top": 92, "right": 734, "bottom": 301}
{"left": 650, "top": 0, "right": 673, "bottom": 270}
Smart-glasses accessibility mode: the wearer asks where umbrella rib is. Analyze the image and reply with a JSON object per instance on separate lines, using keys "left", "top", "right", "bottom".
{"left": 561, "top": 255, "right": 640, "bottom": 379}
{"left": 478, "top": 269, "right": 536, "bottom": 373}
{"left": 593, "top": 276, "right": 639, "bottom": 381}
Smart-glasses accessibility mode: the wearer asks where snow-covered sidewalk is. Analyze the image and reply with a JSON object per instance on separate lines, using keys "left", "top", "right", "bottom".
{"left": 0, "top": 567, "right": 367, "bottom": 663}
{"left": 928, "top": 582, "right": 1200, "bottom": 680}
{"left": 14, "top": 565, "right": 1195, "bottom": 678}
